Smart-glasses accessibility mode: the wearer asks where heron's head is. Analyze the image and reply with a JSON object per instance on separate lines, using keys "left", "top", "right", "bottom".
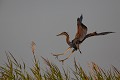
{"left": 56, "top": 32, "right": 69, "bottom": 36}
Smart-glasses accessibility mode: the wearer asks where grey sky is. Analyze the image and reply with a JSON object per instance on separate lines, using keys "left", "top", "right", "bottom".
{"left": 0, "top": 0, "right": 120, "bottom": 70}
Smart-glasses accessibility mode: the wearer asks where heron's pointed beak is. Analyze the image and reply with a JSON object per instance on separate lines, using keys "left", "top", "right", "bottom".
{"left": 56, "top": 34, "right": 61, "bottom": 36}
{"left": 56, "top": 32, "right": 65, "bottom": 36}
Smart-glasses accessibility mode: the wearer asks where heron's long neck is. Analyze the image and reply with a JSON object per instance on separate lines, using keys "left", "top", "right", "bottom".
{"left": 65, "top": 34, "right": 70, "bottom": 45}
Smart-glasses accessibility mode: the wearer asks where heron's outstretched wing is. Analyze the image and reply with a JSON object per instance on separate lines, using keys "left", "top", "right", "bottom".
{"left": 75, "top": 15, "right": 87, "bottom": 41}
{"left": 81, "top": 31, "right": 115, "bottom": 42}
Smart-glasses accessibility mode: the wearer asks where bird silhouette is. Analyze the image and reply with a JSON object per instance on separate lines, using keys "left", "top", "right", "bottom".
{"left": 52, "top": 14, "right": 115, "bottom": 63}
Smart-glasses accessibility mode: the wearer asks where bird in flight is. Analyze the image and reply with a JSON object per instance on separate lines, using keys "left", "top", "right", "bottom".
{"left": 52, "top": 14, "right": 115, "bottom": 63}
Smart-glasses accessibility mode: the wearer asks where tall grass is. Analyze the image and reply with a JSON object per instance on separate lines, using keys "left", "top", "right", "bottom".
{"left": 0, "top": 42, "right": 120, "bottom": 80}
{"left": 0, "top": 52, "right": 120, "bottom": 80}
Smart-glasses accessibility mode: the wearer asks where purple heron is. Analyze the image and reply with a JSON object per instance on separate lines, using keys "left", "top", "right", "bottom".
{"left": 52, "top": 14, "right": 115, "bottom": 63}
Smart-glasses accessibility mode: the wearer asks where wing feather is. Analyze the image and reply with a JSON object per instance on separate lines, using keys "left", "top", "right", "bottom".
{"left": 75, "top": 16, "right": 87, "bottom": 41}
{"left": 81, "top": 31, "right": 115, "bottom": 43}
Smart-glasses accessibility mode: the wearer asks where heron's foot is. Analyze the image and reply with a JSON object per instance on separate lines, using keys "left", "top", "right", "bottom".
{"left": 59, "top": 60, "right": 65, "bottom": 65}
{"left": 59, "top": 58, "right": 68, "bottom": 64}
{"left": 51, "top": 53, "right": 60, "bottom": 59}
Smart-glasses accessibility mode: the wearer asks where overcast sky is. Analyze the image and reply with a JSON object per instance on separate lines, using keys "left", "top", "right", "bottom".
{"left": 0, "top": 0, "right": 120, "bottom": 70}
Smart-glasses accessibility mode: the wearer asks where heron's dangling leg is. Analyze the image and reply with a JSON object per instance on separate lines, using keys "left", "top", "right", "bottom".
{"left": 75, "top": 43, "right": 82, "bottom": 54}
{"left": 52, "top": 47, "right": 71, "bottom": 59}
{"left": 59, "top": 49, "right": 76, "bottom": 64}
